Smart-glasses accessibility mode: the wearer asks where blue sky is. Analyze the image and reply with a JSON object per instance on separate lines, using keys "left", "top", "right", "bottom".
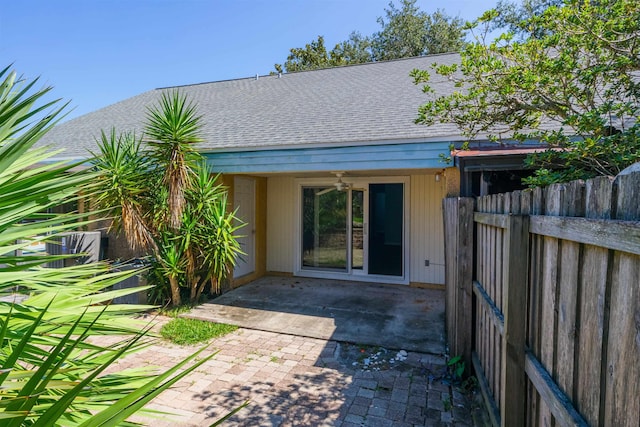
{"left": 2, "top": 0, "right": 500, "bottom": 120}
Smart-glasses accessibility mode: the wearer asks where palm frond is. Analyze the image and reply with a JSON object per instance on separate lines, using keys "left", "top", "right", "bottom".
{"left": 0, "top": 64, "right": 234, "bottom": 425}
{"left": 145, "top": 90, "right": 204, "bottom": 230}
{"left": 90, "top": 129, "right": 156, "bottom": 251}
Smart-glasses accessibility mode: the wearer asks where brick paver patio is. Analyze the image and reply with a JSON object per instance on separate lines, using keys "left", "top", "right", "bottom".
{"left": 110, "top": 318, "right": 476, "bottom": 426}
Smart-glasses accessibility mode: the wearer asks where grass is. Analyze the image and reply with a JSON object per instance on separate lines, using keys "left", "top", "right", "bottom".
{"left": 156, "top": 304, "right": 195, "bottom": 318}
{"left": 160, "top": 318, "right": 238, "bottom": 345}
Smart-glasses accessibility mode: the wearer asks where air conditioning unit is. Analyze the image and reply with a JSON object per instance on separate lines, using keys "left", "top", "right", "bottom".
{"left": 46, "top": 231, "right": 102, "bottom": 268}
{"left": 111, "top": 263, "right": 148, "bottom": 305}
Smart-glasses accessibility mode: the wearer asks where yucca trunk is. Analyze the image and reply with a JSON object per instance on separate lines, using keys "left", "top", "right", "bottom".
{"left": 168, "top": 275, "right": 181, "bottom": 306}
{"left": 165, "top": 148, "right": 188, "bottom": 231}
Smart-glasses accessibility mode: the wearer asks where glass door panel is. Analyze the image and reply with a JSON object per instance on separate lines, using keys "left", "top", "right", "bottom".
{"left": 368, "top": 183, "right": 403, "bottom": 276}
{"left": 302, "top": 187, "right": 347, "bottom": 270}
{"left": 351, "top": 189, "right": 364, "bottom": 270}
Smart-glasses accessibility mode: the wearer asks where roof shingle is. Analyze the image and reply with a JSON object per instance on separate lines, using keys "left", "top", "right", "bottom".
{"left": 38, "top": 54, "right": 464, "bottom": 159}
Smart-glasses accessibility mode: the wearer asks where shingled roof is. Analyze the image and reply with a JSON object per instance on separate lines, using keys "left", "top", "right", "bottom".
{"left": 39, "top": 54, "right": 465, "bottom": 159}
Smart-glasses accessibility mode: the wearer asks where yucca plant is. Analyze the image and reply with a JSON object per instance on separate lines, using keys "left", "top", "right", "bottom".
{"left": 92, "top": 91, "right": 244, "bottom": 306}
{"left": 182, "top": 163, "right": 244, "bottom": 300}
{"left": 145, "top": 91, "right": 202, "bottom": 232}
{"left": 0, "top": 65, "right": 241, "bottom": 425}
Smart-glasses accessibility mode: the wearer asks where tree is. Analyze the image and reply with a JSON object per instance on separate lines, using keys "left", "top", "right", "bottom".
{"left": 371, "top": 0, "right": 466, "bottom": 60}
{"left": 330, "top": 31, "right": 373, "bottom": 66}
{"left": 0, "top": 65, "right": 221, "bottom": 425}
{"left": 411, "top": 0, "right": 640, "bottom": 186}
{"left": 275, "top": 34, "right": 372, "bottom": 73}
{"left": 274, "top": 0, "right": 465, "bottom": 73}
{"left": 490, "top": 0, "right": 564, "bottom": 39}
{"left": 92, "top": 91, "right": 244, "bottom": 306}
{"left": 275, "top": 35, "right": 333, "bottom": 73}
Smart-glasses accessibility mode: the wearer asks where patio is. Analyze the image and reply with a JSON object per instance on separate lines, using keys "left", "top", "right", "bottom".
{"left": 186, "top": 276, "right": 447, "bottom": 354}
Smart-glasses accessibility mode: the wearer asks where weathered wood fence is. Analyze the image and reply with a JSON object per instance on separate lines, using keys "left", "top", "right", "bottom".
{"left": 444, "top": 166, "right": 640, "bottom": 427}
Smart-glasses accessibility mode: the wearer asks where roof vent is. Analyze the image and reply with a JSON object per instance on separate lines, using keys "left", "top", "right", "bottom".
{"left": 256, "top": 74, "right": 259, "bottom": 81}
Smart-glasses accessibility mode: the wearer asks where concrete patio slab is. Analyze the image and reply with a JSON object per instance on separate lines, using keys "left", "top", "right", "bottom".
{"left": 186, "top": 276, "right": 446, "bottom": 354}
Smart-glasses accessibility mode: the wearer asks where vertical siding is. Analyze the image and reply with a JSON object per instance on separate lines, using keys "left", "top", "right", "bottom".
{"left": 410, "top": 173, "right": 445, "bottom": 285}
{"left": 266, "top": 176, "right": 295, "bottom": 273}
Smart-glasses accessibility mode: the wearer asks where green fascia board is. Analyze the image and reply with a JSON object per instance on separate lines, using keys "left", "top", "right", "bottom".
{"left": 204, "top": 141, "right": 451, "bottom": 173}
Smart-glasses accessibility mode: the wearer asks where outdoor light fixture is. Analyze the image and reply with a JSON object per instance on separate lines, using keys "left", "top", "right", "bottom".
{"left": 331, "top": 171, "right": 350, "bottom": 191}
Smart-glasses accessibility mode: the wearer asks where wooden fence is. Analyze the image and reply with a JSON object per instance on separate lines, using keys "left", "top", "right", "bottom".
{"left": 444, "top": 166, "right": 640, "bottom": 426}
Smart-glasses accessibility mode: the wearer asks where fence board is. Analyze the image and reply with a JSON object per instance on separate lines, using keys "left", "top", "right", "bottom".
{"left": 500, "top": 215, "right": 529, "bottom": 426}
{"left": 530, "top": 186, "right": 546, "bottom": 427}
{"left": 492, "top": 195, "right": 500, "bottom": 407}
{"left": 473, "top": 280, "right": 504, "bottom": 335}
{"left": 481, "top": 197, "right": 493, "bottom": 400}
{"left": 443, "top": 197, "right": 474, "bottom": 365}
{"left": 576, "top": 176, "right": 613, "bottom": 426}
{"left": 478, "top": 197, "right": 488, "bottom": 397}
{"left": 473, "top": 352, "right": 501, "bottom": 427}
{"left": 539, "top": 183, "right": 567, "bottom": 426}
{"left": 603, "top": 252, "right": 640, "bottom": 427}
{"left": 525, "top": 352, "right": 589, "bottom": 426}
{"left": 474, "top": 212, "right": 509, "bottom": 228}
{"left": 530, "top": 216, "right": 640, "bottom": 255}
{"left": 603, "top": 170, "right": 640, "bottom": 426}
{"left": 556, "top": 181, "right": 584, "bottom": 403}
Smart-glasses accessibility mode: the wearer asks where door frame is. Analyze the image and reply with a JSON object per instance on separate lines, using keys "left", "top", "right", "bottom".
{"left": 293, "top": 175, "right": 410, "bottom": 285}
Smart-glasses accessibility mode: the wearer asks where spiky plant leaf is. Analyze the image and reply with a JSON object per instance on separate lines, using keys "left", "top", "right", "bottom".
{"left": 0, "top": 65, "right": 238, "bottom": 425}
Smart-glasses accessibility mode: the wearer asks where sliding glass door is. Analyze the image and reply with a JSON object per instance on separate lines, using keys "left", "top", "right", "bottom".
{"left": 368, "top": 183, "right": 403, "bottom": 276}
{"left": 351, "top": 189, "right": 364, "bottom": 271}
{"left": 300, "top": 182, "right": 404, "bottom": 278}
{"left": 302, "top": 187, "right": 347, "bottom": 270}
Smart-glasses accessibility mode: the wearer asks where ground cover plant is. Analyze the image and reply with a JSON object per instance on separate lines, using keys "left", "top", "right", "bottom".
{"left": 160, "top": 318, "right": 238, "bottom": 345}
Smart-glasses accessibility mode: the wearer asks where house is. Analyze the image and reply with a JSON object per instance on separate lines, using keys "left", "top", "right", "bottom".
{"left": 39, "top": 53, "right": 532, "bottom": 289}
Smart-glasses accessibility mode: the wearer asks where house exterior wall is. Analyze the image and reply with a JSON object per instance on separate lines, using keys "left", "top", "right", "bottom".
{"left": 263, "top": 173, "right": 445, "bottom": 286}
{"left": 409, "top": 173, "right": 446, "bottom": 286}
{"left": 266, "top": 176, "right": 295, "bottom": 274}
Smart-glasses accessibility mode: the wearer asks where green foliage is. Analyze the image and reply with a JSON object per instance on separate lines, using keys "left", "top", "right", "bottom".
{"left": 276, "top": 36, "right": 331, "bottom": 73}
{"left": 145, "top": 90, "right": 203, "bottom": 231}
{"left": 275, "top": 34, "right": 372, "bottom": 73}
{"left": 160, "top": 318, "right": 238, "bottom": 345}
{"left": 156, "top": 304, "right": 195, "bottom": 318}
{"left": 0, "top": 65, "right": 218, "bottom": 425}
{"left": 145, "top": 256, "right": 172, "bottom": 305}
{"left": 372, "top": 0, "right": 465, "bottom": 60}
{"left": 490, "top": 0, "right": 563, "bottom": 39}
{"left": 90, "top": 130, "right": 155, "bottom": 250}
{"left": 183, "top": 165, "right": 244, "bottom": 298}
{"left": 331, "top": 32, "right": 374, "bottom": 65}
{"left": 274, "top": 0, "right": 465, "bottom": 73}
{"left": 93, "top": 92, "right": 244, "bottom": 306}
{"left": 446, "top": 354, "right": 466, "bottom": 380}
{"left": 413, "top": 0, "right": 640, "bottom": 186}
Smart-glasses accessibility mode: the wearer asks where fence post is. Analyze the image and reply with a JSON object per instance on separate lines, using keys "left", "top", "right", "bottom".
{"left": 443, "top": 197, "right": 474, "bottom": 366}
{"left": 501, "top": 214, "right": 529, "bottom": 426}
